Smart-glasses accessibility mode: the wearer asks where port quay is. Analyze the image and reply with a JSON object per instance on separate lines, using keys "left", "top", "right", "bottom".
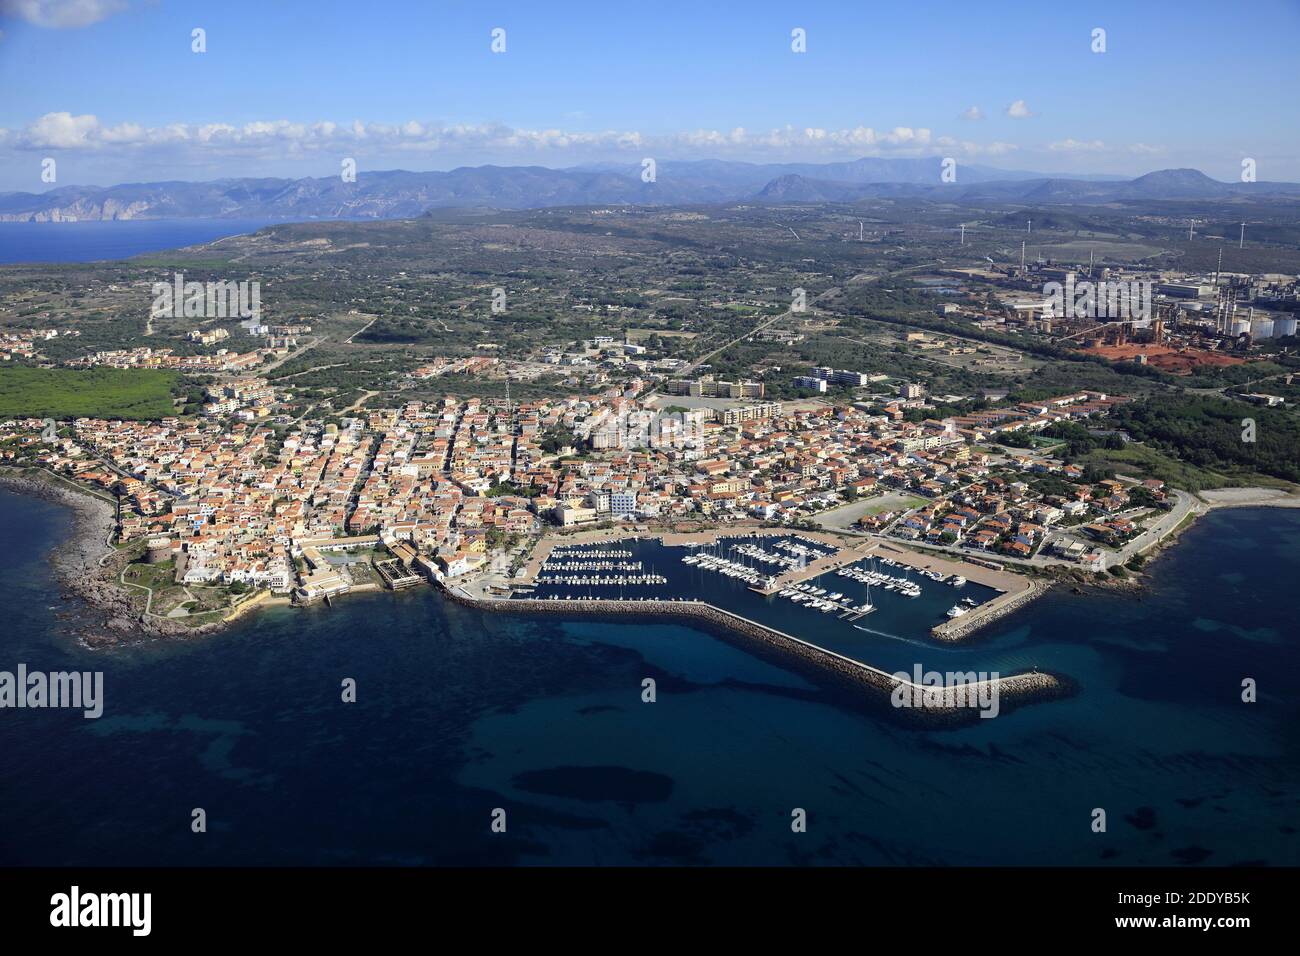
{"left": 514, "top": 527, "right": 1039, "bottom": 638}
{"left": 456, "top": 527, "right": 1066, "bottom": 722}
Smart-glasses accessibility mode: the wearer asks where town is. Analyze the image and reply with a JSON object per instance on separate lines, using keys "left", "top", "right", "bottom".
{"left": 3, "top": 371, "right": 1172, "bottom": 620}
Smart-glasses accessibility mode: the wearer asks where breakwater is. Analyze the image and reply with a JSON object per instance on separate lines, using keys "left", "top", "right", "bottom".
{"left": 447, "top": 591, "right": 1073, "bottom": 726}
{"left": 931, "top": 578, "right": 1049, "bottom": 642}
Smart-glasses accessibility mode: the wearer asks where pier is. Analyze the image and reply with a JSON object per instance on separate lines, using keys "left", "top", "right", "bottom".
{"left": 445, "top": 589, "right": 1070, "bottom": 725}
{"left": 755, "top": 540, "right": 878, "bottom": 594}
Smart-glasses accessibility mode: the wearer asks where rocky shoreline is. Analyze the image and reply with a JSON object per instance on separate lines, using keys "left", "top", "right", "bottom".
{"left": 446, "top": 591, "right": 1075, "bottom": 726}
{"left": 0, "top": 468, "right": 228, "bottom": 647}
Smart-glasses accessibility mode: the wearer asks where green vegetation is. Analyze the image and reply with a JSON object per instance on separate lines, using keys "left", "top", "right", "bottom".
{"left": 1111, "top": 395, "right": 1300, "bottom": 485}
{"left": 486, "top": 480, "right": 541, "bottom": 498}
{"left": 0, "top": 367, "right": 179, "bottom": 420}
{"left": 1075, "top": 444, "right": 1233, "bottom": 492}
{"left": 538, "top": 425, "right": 578, "bottom": 454}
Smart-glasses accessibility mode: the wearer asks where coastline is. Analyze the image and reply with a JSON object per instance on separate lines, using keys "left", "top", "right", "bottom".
{"left": 1134, "top": 486, "right": 1300, "bottom": 577}
{"left": 0, "top": 467, "right": 231, "bottom": 646}
{"left": 6, "top": 464, "right": 1289, "bottom": 714}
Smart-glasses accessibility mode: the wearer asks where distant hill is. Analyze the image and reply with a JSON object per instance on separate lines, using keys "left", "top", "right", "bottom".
{"left": 756, "top": 167, "right": 1300, "bottom": 205}
{"left": 1, "top": 161, "right": 1296, "bottom": 222}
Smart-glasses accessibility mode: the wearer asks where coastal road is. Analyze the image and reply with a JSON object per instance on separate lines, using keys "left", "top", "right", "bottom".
{"left": 869, "top": 487, "right": 1199, "bottom": 572}
{"left": 1111, "top": 489, "right": 1198, "bottom": 564}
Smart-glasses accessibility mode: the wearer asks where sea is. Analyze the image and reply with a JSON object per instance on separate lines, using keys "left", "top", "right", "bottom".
{"left": 1, "top": 221, "right": 1296, "bottom": 866}
{"left": 1, "top": 487, "right": 1297, "bottom": 866}
{"left": 0, "top": 220, "right": 282, "bottom": 264}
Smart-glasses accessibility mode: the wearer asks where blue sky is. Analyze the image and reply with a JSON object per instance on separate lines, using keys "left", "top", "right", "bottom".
{"left": 0, "top": 0, "right": 1297, "bottom": 190}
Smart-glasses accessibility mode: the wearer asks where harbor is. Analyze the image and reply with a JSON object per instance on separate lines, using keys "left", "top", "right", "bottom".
{"left": 474, "top": 529, "right": 1051, "bottom": 684}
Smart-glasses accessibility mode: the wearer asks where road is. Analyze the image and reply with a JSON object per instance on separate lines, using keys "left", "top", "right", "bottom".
{"left": 343, "top": 314, "right": 379, "bottom": 344}
{"left": 682, "top": 286, "right": 840, "bottom": 375}
{"left": 342, "top": 390, "right": 379, "bottom": 414}
{"left": 842, "top": 487, "right": 1199, "bottom": 572}
{"left": 258, "top": 335, "right": 325, "bottom": 375}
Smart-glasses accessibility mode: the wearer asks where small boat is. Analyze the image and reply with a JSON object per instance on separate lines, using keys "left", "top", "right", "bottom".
{"left": 946, "top": 604, "right": 968, "bottom": 618}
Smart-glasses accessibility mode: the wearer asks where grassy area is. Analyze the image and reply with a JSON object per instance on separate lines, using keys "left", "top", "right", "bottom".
{"left": 863, "top": 495, "right": 927, "bottom": 515}
{"left": 1079, "top": 444, "right": 1297, "bottom": 493}
{"left": 0, "top": 367, "right": 179, "bottom": 420}
{"left": 1077, "top": 445, "right": 1232, "bottom": 491}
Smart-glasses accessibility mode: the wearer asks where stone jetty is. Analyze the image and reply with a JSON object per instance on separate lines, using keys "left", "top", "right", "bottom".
{"left": 446, "top": 590, "right": 1073, "bottom": 726}
{"left": 931, "top": 578, "right": 1049, "bottom": 642}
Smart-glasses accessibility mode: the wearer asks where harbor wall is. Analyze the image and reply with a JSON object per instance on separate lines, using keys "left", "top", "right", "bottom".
{"left": 445, "top": 591, "right": 1072, "bottom": 726}
{"left": 931, "top": 579, "right": 1048, "bottom": 642}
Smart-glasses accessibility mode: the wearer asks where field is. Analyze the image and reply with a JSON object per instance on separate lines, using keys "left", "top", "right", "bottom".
{"left": 1075, "top": 445, "right": 1240, "bottom": 492}
{"left": 0, "top": 367, "right": 179, "bottom": 419}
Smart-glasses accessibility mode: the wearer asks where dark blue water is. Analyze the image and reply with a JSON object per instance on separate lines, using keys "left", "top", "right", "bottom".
{"left": 1, "top": 487, "right": 1297, "bottom": 866}
{"left": 0, "top": 220, "right": 282, "bottom": 264}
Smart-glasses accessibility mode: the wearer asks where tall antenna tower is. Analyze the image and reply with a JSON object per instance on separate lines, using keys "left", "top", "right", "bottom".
{"left": 960, "top": 223, "right": 965, "bottom": 245}
{"left": 1239, "top": 222, "right": 1245, "bottom": 249}
{"left": 1020, "top": 240, "right": 1026, "bottom": 273}
{"left": 1188, "top": 219, "right": 1196, "bottom": 241}
{"left": 859, "top": 221, "right": 864, "bottom": 241}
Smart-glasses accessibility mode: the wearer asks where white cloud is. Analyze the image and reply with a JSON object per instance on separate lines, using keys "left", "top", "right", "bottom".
{"left": 8, "top": 113, "right": 1029, "bottom": 166}
{"left": 0, "top": 0, "right": 129, "bottom": 28}
{"left": 958, "top": 106, "right": 984, "bottom": 121}
{"left": 1005, "top": 99, "right": 1035, "bottom": 119}
{"left": 24, "top": 111, "right": 100, "bottom": 147}
{"left": 1048, "top": 138, "right": 1106, "bottom": 152}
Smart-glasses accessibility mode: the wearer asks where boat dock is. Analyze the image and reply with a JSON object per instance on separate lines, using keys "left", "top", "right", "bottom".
{"left": 753, "top": 541, "right": 879, "bottom": 594}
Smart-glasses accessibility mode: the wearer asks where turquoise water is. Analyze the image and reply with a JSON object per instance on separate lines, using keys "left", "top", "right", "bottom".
{"left": 0, "top": 488, "right": 1296, "bottom": 866}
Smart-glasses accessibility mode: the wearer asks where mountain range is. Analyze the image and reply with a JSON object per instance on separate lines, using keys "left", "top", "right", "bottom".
{"left": 2, "top": 160, "right": 1296, "bottom": 222}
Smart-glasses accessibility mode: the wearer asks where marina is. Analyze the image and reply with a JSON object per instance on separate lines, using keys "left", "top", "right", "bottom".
{"left": 512, "top": 531, "right": 1019, "bottom": 672}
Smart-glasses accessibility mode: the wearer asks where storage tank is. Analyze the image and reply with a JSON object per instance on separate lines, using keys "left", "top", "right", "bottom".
{"left": 1250, "top": 316, "right": 1275, "bottom": 340}
{"left": 1273, "top": 316, "right": 1298, "bottom": 337}
{"left": 1231, "top": 317, "right": 1251, "bottom": 336}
